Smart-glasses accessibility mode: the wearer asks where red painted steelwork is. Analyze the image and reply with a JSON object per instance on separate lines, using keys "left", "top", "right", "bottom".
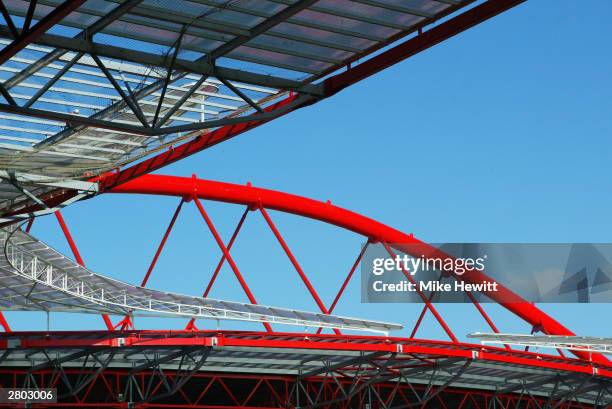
{"left": 259, "top": 206, "right": 341, "bottom": 336}
{"left": 142, "top": 199, "right": 184, "bottom": 287}
{"left": 193, "top": 196, "right": 273, "bottom": 333}
{"left": 1, "top": 330, "right": 610, "bottom": 378}
{"left": 54, "top": 210, "right": 114, "bottom": 331}
{"left": 0, "top": 312, "right": 10, "bottom": 332}
{"left": 315, "top": 243, "right": 369, "bottom": 335}
{"left": 109, "top": 174, "right": 608, "bottom": 364}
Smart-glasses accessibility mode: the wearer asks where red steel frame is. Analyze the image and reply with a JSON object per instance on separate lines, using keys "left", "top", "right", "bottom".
{"left": 54, "top": 210, "right": 115, "bottom": 331}
{"left": 2, "top": 173, "right": 610, "bottom": 405}
{"left": 104, "top": 174, "right": 609, "bottom": 365}
{"left": 4, "top": 1, "right": 603, "bottom": 406}
{"left": 0, "top": 330, "right": 609, "bottom": 408}
{"left": 5, "top": 173, "right": 606, "bottom": 362}
{"left": 0, "top": 370, "right": 597, "bottom": 409}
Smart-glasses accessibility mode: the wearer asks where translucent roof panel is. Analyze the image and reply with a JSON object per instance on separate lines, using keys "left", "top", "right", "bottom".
{"left": 0, "top": 0, "right": 474, "bottom": 213}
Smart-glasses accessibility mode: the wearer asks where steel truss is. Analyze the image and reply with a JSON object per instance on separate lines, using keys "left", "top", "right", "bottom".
{"left": 0, "top": 331, "right": 611, "bottom": 408}
{"left": 1, "top": 172, "right": 611, "bottom": 407}
{"left": 101, "top": 174, "right": 609, "bottom": 365}
{"left": 0, "top": 0, "right": 526, "bottom": 218}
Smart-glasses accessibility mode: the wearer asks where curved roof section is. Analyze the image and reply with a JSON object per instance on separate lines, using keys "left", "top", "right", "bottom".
{"left": 0, "top": 227, "right": 402, "bottom": 333}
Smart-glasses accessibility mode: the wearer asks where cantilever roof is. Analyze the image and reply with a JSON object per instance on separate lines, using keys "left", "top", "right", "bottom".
{"left": 0, "top": 0, "right": 477, "bottom": 216}
{"left": 1, "top": 331, "right": 611, "bottom": 405}
{"left": 470, "top": 333, "right": 612, "bottom": 355}
{"left": 0, "top": 227, "right": 402, "bottom": 333}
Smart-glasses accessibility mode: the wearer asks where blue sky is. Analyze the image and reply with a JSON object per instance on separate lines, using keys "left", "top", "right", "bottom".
{"left": 7, "top": 1, "right": 612, "bottom": 343}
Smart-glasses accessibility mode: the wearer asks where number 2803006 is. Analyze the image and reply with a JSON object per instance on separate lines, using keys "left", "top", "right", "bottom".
{"left": 0, "top": 388, "right": 57, "bottom": 403}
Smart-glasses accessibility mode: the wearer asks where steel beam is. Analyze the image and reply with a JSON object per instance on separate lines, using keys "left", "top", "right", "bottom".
{"left": 193, "top": 196, "right": 273, "bottom": 332}
{"left": 0, "top": 25, "right": 323, "bottom": 96}
{"left": 323, "top": 0, "right": 527, "bottom": 96}
{"left": 3, "top": 0, "right": 143, "bottom": 90}
{"left": 0, "top": 0, "right": 86, "bottom": 65}
{"left": 109, "top": 174, "right": 610, "bottom": 365}
{"left": 54, "top": 210, "right": 114, "bottom": 331}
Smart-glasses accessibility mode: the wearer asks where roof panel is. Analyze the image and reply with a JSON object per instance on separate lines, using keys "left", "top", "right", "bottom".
{"left": 0, "top": 0, "right": 477, "bottom": 213}
{"left": 0, "top": 227, "right": 402, "bottom": 334}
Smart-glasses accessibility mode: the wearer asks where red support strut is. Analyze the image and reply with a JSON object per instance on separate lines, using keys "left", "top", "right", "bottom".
{"left": 193, "top": 196, "right": 272, "bottom": 333}
{"left": 187, "top": 206, "right": 249, "bottom": 331}
{"left": 54, "top": 210, "right": 114, "bottom": 331}
{"left": 25, "top": 218, "right": 34, "bottom": 233}
{"left": 259, "top": 206, "right": 341, "bottom": 336}
{"left": 0, "top": 312, "right": 11, "bottom": 332}
{"left": 141, "top": 198, "right": 184, "bottom": 287}
{"left": 203, "top": 207, "right": 249, "bottom": 298}
{"left": 316, "top": 243, "right": 369, "bottom": 335}
{"left": 383, "top": 242, "right": 458, "bottom": 343}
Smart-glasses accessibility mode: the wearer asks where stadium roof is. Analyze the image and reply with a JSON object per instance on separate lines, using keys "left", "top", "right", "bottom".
{"left": 1, "top": 330, "right": 611, "bottom": 405}
{"left": 0, "top": 226, "right": 402, "bottom": 333}
{"left": 0, "top": 0, "right": 526, "bottom": 220}
{"left": 470, "top": 333, "right": 612, "bottom": 355}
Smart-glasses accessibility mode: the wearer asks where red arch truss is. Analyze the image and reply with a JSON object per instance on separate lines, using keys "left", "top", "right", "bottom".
{"left": 108, "top": 174, "right": 607, "bottom": 364}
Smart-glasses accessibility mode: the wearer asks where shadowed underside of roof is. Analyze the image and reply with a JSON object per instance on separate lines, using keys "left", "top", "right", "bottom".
{"left": 0, "top": 0, "right": 524, "bottom": 218}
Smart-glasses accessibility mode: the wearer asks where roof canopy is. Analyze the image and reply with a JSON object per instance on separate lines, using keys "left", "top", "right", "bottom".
{"left": 0, "top": 226, "right": 402, "bottom": 333}
{"left": 0, "top": 0, "right": 527, "bottom": 219}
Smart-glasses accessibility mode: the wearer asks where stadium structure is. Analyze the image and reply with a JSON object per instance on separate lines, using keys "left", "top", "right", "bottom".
{"left": 0, "top": 0, "right": 610, "bottom": 407}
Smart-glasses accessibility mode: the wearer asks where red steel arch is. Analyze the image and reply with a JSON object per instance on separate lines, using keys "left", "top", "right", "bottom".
{"left": 108, "top": 174, "right": 607, "bottom": 364}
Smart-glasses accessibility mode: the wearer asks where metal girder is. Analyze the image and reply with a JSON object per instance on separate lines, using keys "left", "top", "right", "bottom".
{"left": 23, "top": 51, "right": 84, "bottom": 108}
{"left": 0, "top": 26, "right": 323, "bottom": 95}
{"left": 208, "top": 0, "right": 319, "bottom": 59}
{"left": 0, "top": 93, "right": 308, "bottom": 138}
{"left": 90, "top": 53, "right": 150, "bottom": 128}
{"left": 94, "top": 0, "right": 526, "bottom": 190}
{"left": 324, "top": 0, "right": 527, "bottom": 96}
{"left": 0, "top": 0, "right": 525, "bottom": 222}
{"left": 2, "top": 0, "right": 144, "bottom": 90}
{"left": 1, "top": 331, "right": 611, "bottom": 407}
{"left": 0, "top": 0, "right": 86, "bottom": 65}
{"left": 108, "top": 174, "right": 611, "bottom": 365}
{"left": 124, "top": 348, "right": 211, "bottom": 403}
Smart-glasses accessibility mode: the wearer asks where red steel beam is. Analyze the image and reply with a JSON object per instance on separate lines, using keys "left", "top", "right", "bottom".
{"left": 186, "top": 206, "right": 249, "bottom": 330}
{"left": 54, "top": 210, "right": 114, "bottom": 331}
{"left": 25, "top": 217, "right": 34, "bottom": 233}
{"left": 259, "top": 206, "right": 341, "bottom": 336}
{"left": 193, "top": 196, "right": 273, "bottom": 333}
{"left": 384, "top": 242, "right": 458, "bottom": 343}
{"left": 109, "top": 174, "right": 609, "bottom": 364}
{"left": 315, "top": 243, "right": 369, "bottom": 335}
{"left": 54, "top": 210, "right": 84, "bottom": 266}
{"left": 0, "top": 312, "right": 10, "bottom": 332}
{"left": 0, "top": 0, "right": 86, "bottom": 65}
{"left": 98, "top": 94, "right": 304, "bottom": 191}
{"left": 203, "top": 207, "right": 249, "bottom": 298}
{"left": 141, "top": 198, "right": 184, "bottom": 287}
{"left": 1, "top": 330, "right": 611, "bottom": 378}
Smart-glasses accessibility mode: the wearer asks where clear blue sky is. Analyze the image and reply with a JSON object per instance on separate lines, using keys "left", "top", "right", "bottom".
{"left": 8, "top": 1, "right": 612, "bottom": 342}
